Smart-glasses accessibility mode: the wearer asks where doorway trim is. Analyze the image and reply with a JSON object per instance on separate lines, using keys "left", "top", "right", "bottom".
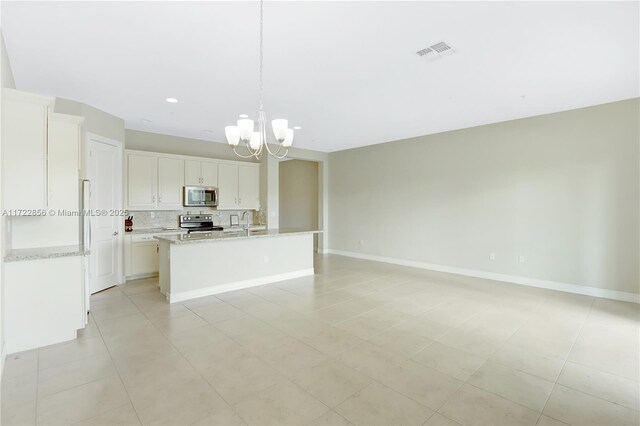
{"left": 85, "top": 132, "right": 125, "bottom": 286}
{"left": 274, "top": 152, "right": 329, "bottom": 254}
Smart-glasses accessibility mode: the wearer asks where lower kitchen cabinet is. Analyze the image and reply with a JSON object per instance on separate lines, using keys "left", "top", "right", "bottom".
{"left": 124, "top": 233, "right": 181, "bottom": 279}
{"left": 4, "top": 256, "right": 85, "bottom": 353}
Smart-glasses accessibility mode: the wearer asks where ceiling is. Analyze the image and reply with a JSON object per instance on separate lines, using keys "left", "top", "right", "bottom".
{"left": 2, "top": 1, "right": 638, "bottom": 152}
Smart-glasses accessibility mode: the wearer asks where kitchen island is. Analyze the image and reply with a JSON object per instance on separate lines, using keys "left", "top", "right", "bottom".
{"left": 155, "top": 229, "right": 320, "bottom": 303}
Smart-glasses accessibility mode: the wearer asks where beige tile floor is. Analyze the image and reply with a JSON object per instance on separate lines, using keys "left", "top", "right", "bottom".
{"left": 2, "top": 254, "right": 639, "bottom": 425}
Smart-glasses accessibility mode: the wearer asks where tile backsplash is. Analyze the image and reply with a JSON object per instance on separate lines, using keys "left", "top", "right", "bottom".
{"left": 129, "top": 208, "right": 261, "bottom": 229}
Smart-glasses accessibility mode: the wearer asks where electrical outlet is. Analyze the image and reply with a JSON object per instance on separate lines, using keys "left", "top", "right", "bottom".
{"left": 150, "top": 212, "right": 155, "bottom": 219}
{"left": 359, "top": 239, "right": 364, "bottom": 246}
{"left": 489, "top": 252, "right": 496, "bottom": 261}
{"left": 519, "top": 255, "right": 526, "bottom": 263}
{"left": 264, "top": 255, "right": 269, "bottom": 263}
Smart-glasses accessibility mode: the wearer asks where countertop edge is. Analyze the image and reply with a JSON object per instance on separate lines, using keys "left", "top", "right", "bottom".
{"left": 154, "top": 229, "right": 322, "bottom": 245}
{"left": 4, "top": 246, "right": 90, "bottom": 263}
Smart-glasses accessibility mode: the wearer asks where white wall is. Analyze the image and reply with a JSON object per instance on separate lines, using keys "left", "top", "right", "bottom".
{"left": 329, "top": 98, "right": 640, "bottom": 299}
{"left": 0, "top": 31, "right": 15, "bottom": 374}
{"left": 280, "top": 160, "right": 319, "bottom": 248}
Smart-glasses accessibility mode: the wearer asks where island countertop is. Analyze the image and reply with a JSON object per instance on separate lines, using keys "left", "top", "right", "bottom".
{"left": 154, "top": 228, "right": 321, "bottom": 245}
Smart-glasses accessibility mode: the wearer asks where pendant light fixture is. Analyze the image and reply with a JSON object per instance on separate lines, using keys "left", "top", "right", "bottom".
{"left": 224, "top": 0, "right": 293, "bottom": 159}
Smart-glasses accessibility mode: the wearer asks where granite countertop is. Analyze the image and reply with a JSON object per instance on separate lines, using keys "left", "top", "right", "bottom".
{"left": 155, "top": 228, "right": 321, "bottom": 245}
{"left": 127, "top": 228, "right": 186, "bottom": 235}
{"left": 4, "top": 245, "right": 90, "bottom": 262}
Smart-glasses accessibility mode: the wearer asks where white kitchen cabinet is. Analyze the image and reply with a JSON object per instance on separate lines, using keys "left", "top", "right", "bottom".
{"left": 4, "top": 256, "right": 84, "bottom": 353}
{"left": 125, "top": 232, "right": 185, "bottom": 279}
{"left": 48, "top": 114, "right": 83, "bottom": 210}
{"left": 217, "top": 163, "right": 240, "bottom": 209}
{"left": 201, "top": 161, "right": 218, "bottom": 186}
{"left": 125, "top": 234, "right": 159, "bottom": 278}
{"left": 125, "top": 150, "right": 259, "bottom": 211}
{"left": 127, "top": 153, "right": 158, "bottom": 209}
{"left": 184, "top": 160, "right": 201, "bottom": 186}
{"left": 185, "top": 159, "right": 218, "bottom": 186}
{"left": 131, "top": 238, "right": 159, "bottom": 276}
{"left": 218, "top": 163, "right": 260, "bottom": 210}
{"left": 127, "top": 153, "right": 185, "bottom": 210}
{"left": 238, "top": 165, "right": 260, "bottom": 210}
{"left": 1, "top": 89, "right": 53, "bottom": 213}
{"left": 157, "top": 157, "right": 184, "bottom": 209}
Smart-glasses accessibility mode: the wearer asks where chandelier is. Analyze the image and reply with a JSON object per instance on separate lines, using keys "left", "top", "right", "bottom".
{"left": 224, "top": 0, "right": 293, "bottom": 159}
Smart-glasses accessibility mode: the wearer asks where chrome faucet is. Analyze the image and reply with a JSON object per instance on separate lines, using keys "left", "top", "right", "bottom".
{"left": 241, "top": 211, "right": 250, "bottom": 229}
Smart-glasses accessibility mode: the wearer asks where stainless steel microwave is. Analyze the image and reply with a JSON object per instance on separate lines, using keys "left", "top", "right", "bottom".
{"left": 183, "top": 186, "right": 218, "bottom": 207}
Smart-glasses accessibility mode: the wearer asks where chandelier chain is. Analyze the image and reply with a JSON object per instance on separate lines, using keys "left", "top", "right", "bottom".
{"left": 259, "top": 0, "right": 264, "bottom": 111}
{"left": 225, "top": 0, "right": 290, "bottom": 160}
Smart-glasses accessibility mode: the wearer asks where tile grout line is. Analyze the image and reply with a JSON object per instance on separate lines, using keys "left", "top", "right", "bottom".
{"left": 124, "top": 289, "right": 252, "bottom": 425}
{"left": 91, "top": 308, "right": 145, "bottom": 426}
{"left": 534, "top": 297, "right": 595, "bottom": 425}
{"left": 428, "top": 294, "right": 555, "bottom": 420}
{"left": 34, "top": 346, "right": 40, "bottom": 424}
{"left": 180, "top": 294, "right": 335, "bottom": 425}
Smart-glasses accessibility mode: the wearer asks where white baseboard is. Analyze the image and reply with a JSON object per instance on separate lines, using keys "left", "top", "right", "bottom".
{"left": 125, "top": 272, "right": 158, "bottom": 282}
{"left": 168, "top": 268, "right": 315, "bottom": 303}
{"left": 328, "top": 249, "right": 640, "bottom": 304}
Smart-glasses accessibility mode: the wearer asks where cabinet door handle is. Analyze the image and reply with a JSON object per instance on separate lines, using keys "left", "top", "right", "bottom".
{"left": 238, "top": 198, "right": 242, "bottom": 205}
{"left": 158, "top": 196, "right": 162, "bottom": 203}
{"left": 152, "top": 196, "right": 156, "bottom": 203}
{"left": 112, "top": 231, "right": 119, "bottom": 236}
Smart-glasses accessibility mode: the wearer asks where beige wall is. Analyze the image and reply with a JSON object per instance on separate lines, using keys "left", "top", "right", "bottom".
{"left": 329, "top": 98, "right": 640, "bottom": 297}
{"left": 125, "top": 129, "right": 258, "bottom": 163}
{"left": 260, "top": 146, "right": 329, "bottom": 250}
{"left": 280, "top": 160, "right": 319, "bottom": 247}
{"left": 55, "top": 98, "right": 125, "bottom": 144}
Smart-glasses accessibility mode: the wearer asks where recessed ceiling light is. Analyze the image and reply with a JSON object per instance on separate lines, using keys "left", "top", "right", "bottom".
{"left": 165, "top": 97, "right": 178, "bottom": 103}
{"left": 293, "top": 126, "right": 302, "bottom": 130}
{"left": 140, "top": 119, "right": 152, "bottom": 123}
{"left": 239, "top": 114, "right": 249, "bottom": 118}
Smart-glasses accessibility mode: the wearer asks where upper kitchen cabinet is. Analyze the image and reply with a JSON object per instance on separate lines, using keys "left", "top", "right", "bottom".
{"left": 238, "top": 165, "right": 260, "bottom": 210}
{"left": 157, "top": 157, "right": 184, "bottom": 209}
{"left": 127, "top": 152, "right": 158, "bottom": 209}
{"left": 217, "top": 162, "right": 260, "bottom": 210}
{"left": 125, "top": 150, "right": 259, "bottom": 211}
{"left": 126, "top": 151, "right": 184, "bottom": 210}
{"left": 1, "top": 89, "right": 54, "bottom": 213}
{"left": 48, "top": 114, "right": 84, "bottom": 211}
{"left": 185, "top": 159, "right": 218, "bottom": 187}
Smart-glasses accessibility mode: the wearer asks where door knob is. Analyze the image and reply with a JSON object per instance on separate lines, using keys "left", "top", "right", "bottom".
{"left": 112, "top": 231, "right": 119, "bottom": 236}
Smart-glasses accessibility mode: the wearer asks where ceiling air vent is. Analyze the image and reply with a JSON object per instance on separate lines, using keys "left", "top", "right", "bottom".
{"left": 416, "top": 41, "right": 455, "bottom": 61}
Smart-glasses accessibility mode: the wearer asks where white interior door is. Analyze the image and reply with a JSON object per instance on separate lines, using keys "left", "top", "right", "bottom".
{"left": 88, "top": 138, "right": 123, "bottom": 293}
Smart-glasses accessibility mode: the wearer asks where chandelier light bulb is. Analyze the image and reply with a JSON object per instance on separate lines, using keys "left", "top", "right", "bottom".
{"left": 271, "top": 119, "right": 288, "bottom": 142}
{"left": 282, "top": 129, "right": 294, "bottom": 147}
{"left": 237, "top": 119, "right": 254, "bottom": 141}
{"left": 249, "top": 132, "right": 261, "bottom": 150}
{"left": 225, "top": 126, "right": 240, "bottom": 147}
